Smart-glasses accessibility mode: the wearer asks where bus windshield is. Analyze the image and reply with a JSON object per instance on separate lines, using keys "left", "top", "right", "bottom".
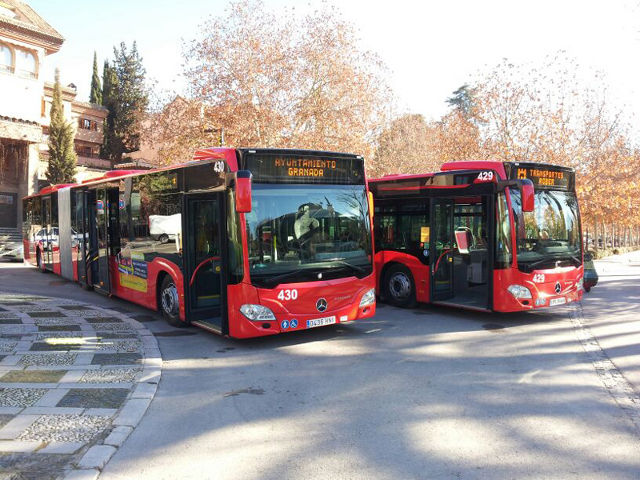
{"left": 246, "top": 184, "right": 373, "bottom": 287}
{"left": 511, "top": 189, "right": 582, "bottom": 272}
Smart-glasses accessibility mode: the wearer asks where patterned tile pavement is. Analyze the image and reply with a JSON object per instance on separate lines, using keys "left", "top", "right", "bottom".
{"left": 0, "top": 293, "right": 162, "bottom": 480}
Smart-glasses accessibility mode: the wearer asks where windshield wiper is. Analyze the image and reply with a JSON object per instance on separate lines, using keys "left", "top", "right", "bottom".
{"left": 254, "top": 269, "right": 314, "bottom": 288}
{"left": 523, "top": 254, "right": 581, "bottom": 272}
{"left": 252, "top": 259, "right": 370, "bottom": 288}
{"left": 566, "top": 254, "right": 582, "bottom": 266}
{"left": 323, "top": 259, "right": 368, "bottom": 275}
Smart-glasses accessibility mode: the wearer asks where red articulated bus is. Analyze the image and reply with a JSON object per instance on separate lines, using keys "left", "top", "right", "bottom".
{"left": 23, "top": 148, "right": 376, "bottom": 338}
{"left": 370, "top": 161, "right": 583, "bottom": 312}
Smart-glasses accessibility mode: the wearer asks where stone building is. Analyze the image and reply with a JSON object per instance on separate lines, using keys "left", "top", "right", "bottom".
{"left": 0, "top": 0, "right": 109, "bottom": 239}
{"left": 0, "top": 0, "right": 63, "bottom": 231}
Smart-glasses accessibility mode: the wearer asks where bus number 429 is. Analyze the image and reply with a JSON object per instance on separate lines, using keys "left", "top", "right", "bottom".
{"left": 477, "top": 171, "right": 494, "bottom": 181}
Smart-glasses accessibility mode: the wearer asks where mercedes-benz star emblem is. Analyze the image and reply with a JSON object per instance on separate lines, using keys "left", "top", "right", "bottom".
{"left": 316, "top": 298, "right": 328, "bottom": 312}
{"left": 555, "top": 282, "right": 562, "bottom": 294}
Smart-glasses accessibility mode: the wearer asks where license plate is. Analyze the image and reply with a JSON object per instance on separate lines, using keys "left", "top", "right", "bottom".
{"left": 306, "top": 316, "right": 336, "bottom": 328}
{"left": 549, "top": 297, "right": 566, "bottom": 306}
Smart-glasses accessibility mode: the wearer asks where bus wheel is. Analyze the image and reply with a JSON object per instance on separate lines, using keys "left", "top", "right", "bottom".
{"left": 384, "top": 265, "right": 416, "bottom": 308}
{"left": 160, "top": 276, "right": 185, "bottom": 327}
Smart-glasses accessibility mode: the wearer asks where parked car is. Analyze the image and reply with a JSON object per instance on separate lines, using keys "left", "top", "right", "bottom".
{"left": 149, "top": 214, "right": 182, "bottom": 243}
{"left": 583, "top": 252, "right": 598, "bottom": 292}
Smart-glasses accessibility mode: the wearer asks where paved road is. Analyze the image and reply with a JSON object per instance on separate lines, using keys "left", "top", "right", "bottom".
{"left": 0, "top": 257, "right": 638, "bottom": 479}
{"left": 583, "top": 251, "right": 640, "bottom": 393}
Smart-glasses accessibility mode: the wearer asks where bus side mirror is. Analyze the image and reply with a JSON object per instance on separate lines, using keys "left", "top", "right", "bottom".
{"left": 235, "top": 170, "right": 252, "bottom": 213}
{"left": 520, "top": 180, "right": 535, "bottom": 212}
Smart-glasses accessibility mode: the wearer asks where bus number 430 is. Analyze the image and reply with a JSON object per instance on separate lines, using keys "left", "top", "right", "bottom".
{"left": 278, "top": 289, "right": 298, "bottom": 301}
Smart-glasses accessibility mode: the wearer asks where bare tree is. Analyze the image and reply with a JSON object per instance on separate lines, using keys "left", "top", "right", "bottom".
{"left": 181, "top": 0, "right": 392, "bottom": 159}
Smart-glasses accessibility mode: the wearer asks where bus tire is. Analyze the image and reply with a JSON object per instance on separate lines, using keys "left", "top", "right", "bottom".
{"left": 159, "top": 275, "right": 185, "bottom": 328}
{"left": 384, "top": 264, "right": 417, "bottom": 308}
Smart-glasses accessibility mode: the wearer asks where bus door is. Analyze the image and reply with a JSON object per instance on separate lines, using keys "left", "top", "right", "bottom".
{"left": 41, "top": 196, "right": 53, "bottom": 270}
{"left": 75, "top": 190, "right": 88, "bottom": 285}
{"left": 89, "top": 188, "right": 119, "bottom": 293}
{"left": 185, "top": 195, "right": 224, "bottom": 331}
{"left": 431, "top": 196, "right": 492, "bottom": 310}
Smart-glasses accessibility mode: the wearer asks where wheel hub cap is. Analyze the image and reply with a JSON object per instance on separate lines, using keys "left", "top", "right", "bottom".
{"left": 162, "top": 284, "right": 178, "bottom": 314}
{"left": 390, "top": 273, "right": 411, "bottom": 299}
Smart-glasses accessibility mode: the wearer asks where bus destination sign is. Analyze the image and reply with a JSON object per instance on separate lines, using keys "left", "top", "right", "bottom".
{"left": 245, "top": 154, "right": 364, "bottom": 184}
{"left": 506, "top": 163, "right": 574, "bottom": 191}
{"left": 275, "top": 157, "right": 338, "bottom": 178}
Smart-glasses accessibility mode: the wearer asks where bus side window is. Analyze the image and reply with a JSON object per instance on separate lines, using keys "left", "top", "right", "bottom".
{"left": 131, "top": 178, "right": 150, "bottom": 242}
{"left": 107, "top": 188, "right": 121, "bottom": 254}
{"left": 397, "top": 213, "right": 428, "bottom": 255}
{"left": 374, "top": 214, "right": 395, "bottom": 251}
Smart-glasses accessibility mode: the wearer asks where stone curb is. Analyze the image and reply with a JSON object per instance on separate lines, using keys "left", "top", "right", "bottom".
{"left": 0, "top": 292, "right": 163, "bottom": 480}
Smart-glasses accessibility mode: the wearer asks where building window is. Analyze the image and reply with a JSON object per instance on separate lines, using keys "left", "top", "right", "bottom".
{"left": 79, "top": 118, "right": 98, "bottom": 130}
{"left": 76, "top": 145, "right": 92, "bottom": 157}
{"left": 15, "top": 48, "right": 37, "bottom": 79}
{"left": 0, "top": 43, "right": 14, "bottom": 74}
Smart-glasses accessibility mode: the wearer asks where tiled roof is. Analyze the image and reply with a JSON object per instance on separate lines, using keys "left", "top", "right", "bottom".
{"left": 73, "top": 101, "right": 109, "bottom": 112}
{"left": 0, "top": 0, "right": 64, "bottom": 52}
{"left": 0, "top": 114, "right": 39, "bottom": 126}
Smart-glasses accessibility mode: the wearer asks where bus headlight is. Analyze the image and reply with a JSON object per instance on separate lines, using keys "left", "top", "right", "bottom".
{"left": 577, "top": 277, "right": 584, "bottom": 290}
{"left": 359, "top": 288, "right": 376, "bottom": 307}
{"left": 507, "top": 284, "right": 532, "bottom": 299}
{"left": 240, "top": 304, "right": 276, "bottom": 321}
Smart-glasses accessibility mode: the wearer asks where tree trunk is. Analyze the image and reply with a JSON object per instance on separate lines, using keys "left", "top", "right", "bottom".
{"left": 613, "top": 224, "right": 616, "bottom": 248}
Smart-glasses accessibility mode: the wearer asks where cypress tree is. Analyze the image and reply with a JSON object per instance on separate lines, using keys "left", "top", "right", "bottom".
{"left": 46, "top": 69, "right": 77, "bottom": 184}
{"left": 89, "top": 51, "right": 102, "bottom": 104}
{"left": 101, "top": 42, "right": 148, "bottom": 162}
{"left": 101, "top": 60, "right": 120, "bottom": 160}
{"left": 113, "top": 41, "right": 148, "bottom": 155}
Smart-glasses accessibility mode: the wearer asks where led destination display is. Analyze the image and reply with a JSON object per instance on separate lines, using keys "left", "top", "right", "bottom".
{"left": 276, "top": 157, "right": 338, "bottom": 178}
{"left": 244, "top": 154, "right": 365, "bottom": 184}
{"left": 506, "top": 163, "right": 574, "bottom": 191}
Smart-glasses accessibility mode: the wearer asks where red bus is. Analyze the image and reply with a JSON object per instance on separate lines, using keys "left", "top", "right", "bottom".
{"left": 23, "top": 148, "right": 376, "bottom": 338}
{"left": 370, "top": 161, "right": 583, "bottom": 311}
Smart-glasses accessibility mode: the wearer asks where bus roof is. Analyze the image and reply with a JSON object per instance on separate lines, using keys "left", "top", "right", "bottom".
{"left": 368, "top": 173, "right": 435, "bottom": 183}
{"left": 440, "top": 161, "right": 507, "bottom": 179}
{"left": 24, "top": 183, "right": 77, "bottom": 198}
{"left": 370, "top": 161, "right": 508, "bottom": 184}
{"left": 237, "top": 148, "right": 363, "bottom": 159}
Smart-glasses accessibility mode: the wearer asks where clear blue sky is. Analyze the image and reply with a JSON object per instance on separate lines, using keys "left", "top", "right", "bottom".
{"left": 28, "top": 0, "right": 640, "bottom": 125}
